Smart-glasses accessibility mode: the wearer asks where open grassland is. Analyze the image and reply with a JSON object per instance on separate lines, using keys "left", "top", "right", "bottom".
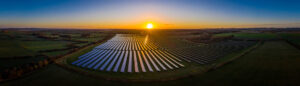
{"left": 214, "top": 33, "right": 278, "bottom": 40}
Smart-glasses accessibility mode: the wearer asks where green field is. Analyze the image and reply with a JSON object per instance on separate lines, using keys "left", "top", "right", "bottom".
{"left": 279, "top": 33, "right": 300, "bottom": 44}
{"left": 42, "top": 50, "right": 70, "bottom": 57}
{"left": 21, "top": 41, "right": 71, "bottom": 52}
{"left": 73, "top": 37, "right": 104, "bottom": 42}
{"left": 0, "top": 40, "right": 35, "bottom": 57}
{"left": 0, "top": 40, "right": 71, "bottom": 58}
{"left": 215, "top": 33, "right": 278, "bottom": 40}
{"left": 0, "top": 31, "right": 108, "bottom": 72}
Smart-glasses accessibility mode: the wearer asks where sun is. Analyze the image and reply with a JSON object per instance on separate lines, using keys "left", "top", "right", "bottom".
{"left": 146, "top": 23, "right": 153, "bottom": 29}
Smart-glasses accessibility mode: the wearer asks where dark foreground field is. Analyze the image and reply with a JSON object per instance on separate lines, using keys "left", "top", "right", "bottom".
{"left": 1, "top": 41, "right": 300, "bottom": 86}
{"left": 1, "top": 29, "right": 300, "bottom": 86}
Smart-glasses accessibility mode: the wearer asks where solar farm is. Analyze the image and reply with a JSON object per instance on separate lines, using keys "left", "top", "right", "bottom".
{"left": 2, "top": 29, "right": 300, "bottom": 86}
{"left": 72, "top": 34, "right": 184, "bottom": 73}
{"left": 71, "top": 34, "right": 256, "bottom": 73}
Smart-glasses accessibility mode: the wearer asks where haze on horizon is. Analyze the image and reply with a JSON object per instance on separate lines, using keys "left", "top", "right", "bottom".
{"left": 0, "top": 0, "right": 300, "bottom": 29}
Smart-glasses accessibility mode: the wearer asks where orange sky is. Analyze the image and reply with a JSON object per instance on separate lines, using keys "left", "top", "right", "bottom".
{"left": 0, "top": 0, "right": 300, "bottom": 29}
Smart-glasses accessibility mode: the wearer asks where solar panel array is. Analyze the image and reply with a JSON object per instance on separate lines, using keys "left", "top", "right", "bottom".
{"left": 72, "top": 34, "right": 185, "bottom": 73}
{"left": 168, "top": 41, "right": 257, "bottom": 64}
{"left": 72, "top": 34, "right": 256, "bottom": 73}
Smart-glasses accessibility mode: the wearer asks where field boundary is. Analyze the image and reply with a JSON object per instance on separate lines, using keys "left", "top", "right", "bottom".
{"left": 55, "top": 34, "right": 115, "bottom": 65}
{"left": 208, "top": 40, "right": 263, "bottom": 71}
{"left": 275, "top": 33, "right": 300, "bottom": 50}
{"left": 282, "top": 39, "right": 300, "bottom": 50}
{"left": 0, "top": 33, "right": 114, "bottom": 83}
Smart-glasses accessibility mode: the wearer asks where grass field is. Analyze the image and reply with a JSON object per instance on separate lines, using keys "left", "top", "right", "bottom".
{"left": 0, "top": 40, "right": 71, "bottom": 58}
{"left": 0, "top": 31, "right": 107, "bottom": 72}
{"left": 73, "top": 37, "right": 104, "bottom": 42}
{"left": 279, "top": 33, "right": 300, "bottom": 44}
{"left": 42, "top": 50, "right": 70, "bottom": 57}
{"left": 0, "top": 40, "right": 35, "bottom": 57}
{"left": 21, "top": 41, "right": 71, "bottom": 52}
{"left": 214, "top": 33, "right": 278, "bottom": 40}
{"left": 2, "top": 41, "right": 300, "bottom": 86}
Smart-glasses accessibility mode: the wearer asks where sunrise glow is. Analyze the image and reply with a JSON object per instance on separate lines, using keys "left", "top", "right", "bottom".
{"left": 147, "top": 23, "right": 153, "bottom": 29}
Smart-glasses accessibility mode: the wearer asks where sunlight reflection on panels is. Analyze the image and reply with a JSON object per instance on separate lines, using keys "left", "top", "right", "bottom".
{"left": 73, "top": 34, "right": 185, "bottom": 73}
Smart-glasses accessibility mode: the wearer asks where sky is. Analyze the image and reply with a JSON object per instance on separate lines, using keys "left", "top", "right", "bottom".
{"left": 0, "top": 0, "right": 300, "bottom": 29}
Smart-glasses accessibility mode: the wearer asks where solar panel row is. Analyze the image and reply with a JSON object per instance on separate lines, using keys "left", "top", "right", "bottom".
{"left": 73, "top": 34, "right": 185, "bottom": 73}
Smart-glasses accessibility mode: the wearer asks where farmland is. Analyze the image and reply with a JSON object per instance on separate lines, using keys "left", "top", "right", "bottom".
{"left": 0, "top": 29, "right": 111, "bottom": 71}
{"left": 0, "top": 40, "right": 35, "bottom": 57}
{"left": 279, "top": 33, "right": 300, "bottom": 45}
{"left": 1, "top": 29, "right": 300, "bottom": 86}
{"left": 214, "top": 32, "right": 278, "bottom": 40}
